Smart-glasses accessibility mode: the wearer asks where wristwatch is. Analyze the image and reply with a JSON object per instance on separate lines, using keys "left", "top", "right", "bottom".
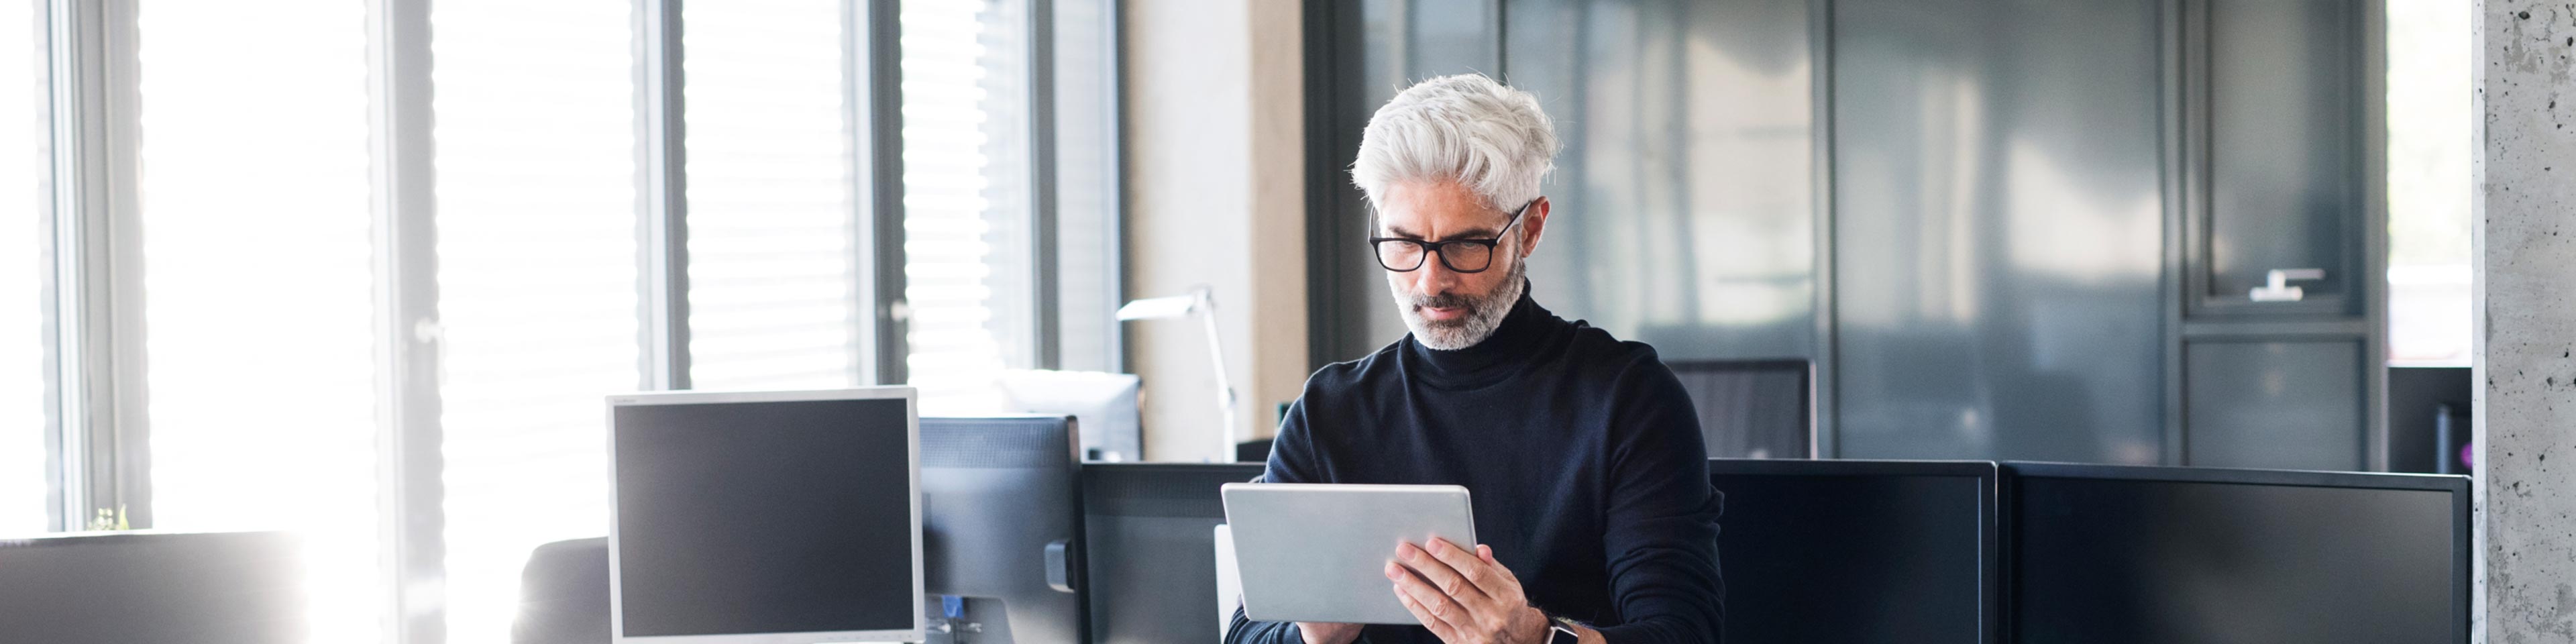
{"left": 1544, "top": 615, "right": 1580, "bottom": 644}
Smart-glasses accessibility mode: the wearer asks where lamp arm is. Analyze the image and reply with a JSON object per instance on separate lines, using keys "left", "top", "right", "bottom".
{"left": 1193, "top": 287, "right": 1239, "bottom": 462}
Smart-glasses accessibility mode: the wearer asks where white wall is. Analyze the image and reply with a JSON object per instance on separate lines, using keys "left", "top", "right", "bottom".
{"left": 1124, "top": 0, "right": 1307, "bottom": 462}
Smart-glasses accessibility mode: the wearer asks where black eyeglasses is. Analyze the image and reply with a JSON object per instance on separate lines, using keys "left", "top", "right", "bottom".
{"left": 1368, "top": 199, "right": 1536, "bottom": 273}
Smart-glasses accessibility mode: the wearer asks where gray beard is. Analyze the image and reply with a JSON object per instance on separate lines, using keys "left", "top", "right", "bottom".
{"left": 1392, "top": 259, "right": 1526, "bottom": 351}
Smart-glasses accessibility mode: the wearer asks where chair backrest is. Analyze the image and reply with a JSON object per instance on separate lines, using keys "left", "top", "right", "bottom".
{"left": 1666, "top": 358, "right": 1814, "bottom": 459}
{"left": 513, "top": 537, "right": 610, "bottom": 644}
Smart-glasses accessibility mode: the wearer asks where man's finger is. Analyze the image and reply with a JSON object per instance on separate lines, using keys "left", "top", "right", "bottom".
{"left": 1396, "top": 541, "right": 1489, "bottom": 601}
{"left": 1424, "top": 539, "right": 1500, "bottom": 595}
{"left": 1390, "top": 566, "right": 1470, "bottom": 634}
{"left": 1394, "top": 586, "right": 1460, "bottom": 641}
{"left": 1476, "top": 543, "right": 1521, "bottom": 584}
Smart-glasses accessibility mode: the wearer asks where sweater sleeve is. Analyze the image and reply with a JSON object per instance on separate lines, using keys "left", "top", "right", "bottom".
{"left": 1590, "top": 359, "right": 1725, "bottom": 644}
{"left": 1226, "top": 392, "right": 1324, "bottom": 644}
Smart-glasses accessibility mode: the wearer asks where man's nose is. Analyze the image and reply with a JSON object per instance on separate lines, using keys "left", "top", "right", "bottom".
{"left": 1411, "top": 252, "right": 1454, "bottom": 292}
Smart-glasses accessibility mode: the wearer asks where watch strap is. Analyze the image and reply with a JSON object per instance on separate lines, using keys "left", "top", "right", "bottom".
{"left": 1546, "top": 616, "right": 1581, "bottom": 644}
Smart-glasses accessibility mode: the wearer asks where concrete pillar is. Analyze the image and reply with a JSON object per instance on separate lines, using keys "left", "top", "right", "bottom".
{"left": 2477, "top": 2, "right": 2576, "bottom": 641}
{"left": 1124, "top": 0, "right": 1308, "bottom": 462}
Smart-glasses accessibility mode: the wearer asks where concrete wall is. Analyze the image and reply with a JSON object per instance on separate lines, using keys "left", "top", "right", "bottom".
{"left": 1123, "top": 0, "right": 1307, "bottom": 462}
{"left": 2477, "top": 2, "right": 2576, "bottom": 641}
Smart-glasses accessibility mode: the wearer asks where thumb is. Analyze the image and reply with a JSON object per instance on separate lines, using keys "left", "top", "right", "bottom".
{"left": 1478, "top": 544, "right": 1495, "bottom": 563}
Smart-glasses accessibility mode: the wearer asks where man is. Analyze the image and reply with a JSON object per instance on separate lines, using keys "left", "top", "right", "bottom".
{"left": 1224, "top": 74, "right": 1722, "bottom": 644}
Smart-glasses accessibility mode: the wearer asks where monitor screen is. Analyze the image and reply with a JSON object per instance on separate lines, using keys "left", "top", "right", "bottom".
{"left": 611, "top": 394, "right": 918, "bottom": 638}
{"left": 1711, "top": 460, "right": 1994, "bottom": 643}
{"left": 2011, "top": 470, "right": 2465, "bottom": 644}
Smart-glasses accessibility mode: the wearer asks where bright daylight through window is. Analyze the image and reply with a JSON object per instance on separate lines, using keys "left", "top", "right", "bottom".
{"left": 2383, "top": 0, "right": 2470, "bottom": 367}
{"left": 137, "top": 2, "right": 384, "bottom": 643}
{"left": 684, "top": 0, "right": 865, "bottom": 392}
{"left": 433, "top": 1, "right": 643, "bottom": 641}
{"left": 903, "top": 0, "right": 1024, "bottom": 415}
{"left": 0, "top": 0, "right": 42, "bottom": 537}
{"left": 8, "top": 1, "right": 1096, "bottom": 643}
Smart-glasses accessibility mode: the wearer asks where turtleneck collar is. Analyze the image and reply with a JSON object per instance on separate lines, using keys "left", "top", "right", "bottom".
{"left": 1401, "top": 281, "right": 1557, "bottom": 390}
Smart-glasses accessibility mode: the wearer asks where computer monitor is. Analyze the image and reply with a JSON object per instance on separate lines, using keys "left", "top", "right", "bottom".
{"left": 0, "top": 531, "right": 303, "bottom": 644}
{"left": 1081, "top": 462, "right": 1266, "bottom": 644}
{"left": 998, "top": 370, "right": 1143, "bottom": 462}
{"left": 1709, "top": 458, "right": 1998, "bottom": 643}
{"left": 920, "top": 415, "right": 1088, "bottom": 644}
{"left": 2005, "top": 463, "right": 2471, "bottom": 644}
{"left": 1666, "top": 359, "right": 1813, "bottom": 459}
{"left": 608, "top": 387, "right": 926, "bottom": 643}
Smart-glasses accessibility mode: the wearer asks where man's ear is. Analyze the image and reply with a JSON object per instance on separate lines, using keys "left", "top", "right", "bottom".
{"left": 1517, "top": 197, "right": 1550, "bottom": 258}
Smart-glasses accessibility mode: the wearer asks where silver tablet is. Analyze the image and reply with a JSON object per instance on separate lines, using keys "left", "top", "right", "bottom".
{"left": 1220, "top": 482, "right": 1478, "bottom": 625}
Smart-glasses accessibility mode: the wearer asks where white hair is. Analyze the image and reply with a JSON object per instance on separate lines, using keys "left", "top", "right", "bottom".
{"left": 1351, "top": 74, "right": 1561, "bottom": 215}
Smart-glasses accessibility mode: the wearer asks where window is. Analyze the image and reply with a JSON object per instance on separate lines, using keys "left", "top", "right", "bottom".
{"left": 2384, "top": 0, "right": 2469, "bottom": 367}
{"left": 902, "top": 0, "right": 1024, "bottom": 414}
{"left": 431, "top": 1, "right": 640, "bottom": 641}
{"left": 683, "top": 0, "right": 865, "bottom": 392}
{"left": 135, "top": 2, "right": 384, "bottom": 643}
{"left": 20, "top": 2, "right": 1119, "bottom": 642}
{"left": 0, "top": 0, "right": 40, "bottom": 537}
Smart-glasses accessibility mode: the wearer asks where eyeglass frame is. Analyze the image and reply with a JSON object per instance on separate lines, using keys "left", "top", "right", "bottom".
{"left": 1366, "top": 197, "right": 1538, "bottom": 274}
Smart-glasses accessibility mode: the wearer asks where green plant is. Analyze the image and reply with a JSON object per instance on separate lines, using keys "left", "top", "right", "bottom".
{"left": 85, "top": 505, "right": 129, "bottom": 531}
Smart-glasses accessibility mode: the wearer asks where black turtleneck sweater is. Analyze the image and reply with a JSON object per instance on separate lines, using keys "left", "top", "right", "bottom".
{"left": 1224, "top": 286, "right": 1723, "bottom": 644}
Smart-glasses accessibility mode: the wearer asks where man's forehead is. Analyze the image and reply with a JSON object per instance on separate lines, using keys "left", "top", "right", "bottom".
{"left": 1377, "top": 211, "right": 1512, "bottom": 241}
{"left": 1373, "top": 195, "right": 1511, "bottom": 239}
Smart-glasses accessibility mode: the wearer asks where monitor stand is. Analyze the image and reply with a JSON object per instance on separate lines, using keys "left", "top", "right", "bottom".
{"left": 924, "top": 595, "right": 1016, "bottom": 644}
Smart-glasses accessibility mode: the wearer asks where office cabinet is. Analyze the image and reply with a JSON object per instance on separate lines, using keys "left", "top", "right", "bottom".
{"left": 1829, "top": 0, "right": 2168, "bottom": 464}
{"left": 2176, "top": 0, "right": 2385, "bottom": 468}
{"left": 1301, "top": 0, "right": 2386, "bottom": 469}
{"left": 2184, "top": 340, "right": 2367, "bottom": 470}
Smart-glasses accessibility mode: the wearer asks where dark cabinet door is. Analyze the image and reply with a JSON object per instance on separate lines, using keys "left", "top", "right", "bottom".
{"left": 2184, "top": 340, "right": 2367, "bottom": 470}
{"left": 2176, "top": 0, "right": 2385, "bottom": 469}
{"left": 2190, "top": 0, "right": 2368, "bottom": 317}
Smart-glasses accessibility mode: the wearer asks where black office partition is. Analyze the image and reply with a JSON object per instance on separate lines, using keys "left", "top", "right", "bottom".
{"left": 0, "top": 531, "right": 304, "bottom": 644}
{"left": 1711, "top": 458, "right": 1999, "bottom": 643}
{"left": 1081, "top": 462, "right": 1267, "bottom": 644}
{"left": 2004, "top": 463, "right": 2470, "bottom": 644}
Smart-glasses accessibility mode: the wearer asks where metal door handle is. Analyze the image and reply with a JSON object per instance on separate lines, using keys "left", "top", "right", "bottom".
{"left": 2248, "top": 268, "right": 2326, "bottom": 302}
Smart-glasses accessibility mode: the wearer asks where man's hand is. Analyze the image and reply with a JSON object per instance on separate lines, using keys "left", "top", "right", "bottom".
{"left": 1296, "top": 621, "right": 1364, "bottom": 644}
{"left": 1387, "top": 539, "right": 1552, "bottom": 644}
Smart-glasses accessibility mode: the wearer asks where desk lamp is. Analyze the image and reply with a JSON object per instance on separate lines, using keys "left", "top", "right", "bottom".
{"left": 1117, "top": 284, "right": 1237, "bottom": 463}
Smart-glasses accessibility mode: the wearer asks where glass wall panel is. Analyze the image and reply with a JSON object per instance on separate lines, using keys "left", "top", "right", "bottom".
{"left": 1831, "top": 0, "right": 2165, "bottom": 463}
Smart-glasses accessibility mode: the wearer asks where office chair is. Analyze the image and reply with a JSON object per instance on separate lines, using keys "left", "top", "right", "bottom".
{"left": 1664, "top": 359, "right": 1815, "bottom": 459}
{"left": 513, "top": 537, "right": 610, "bottom": 644}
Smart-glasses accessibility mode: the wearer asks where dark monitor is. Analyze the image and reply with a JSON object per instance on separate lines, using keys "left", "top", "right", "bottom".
{"left": 1667, "top": 359, "right": 1813, "bottom": 459}
{"left": 2005, "top": 463, "right": 2471, "bottom": 644}
{"left": 921, "top": 415, "right": 1088, "bottom": 644}
{"left": 1710, "top": 458, "right": 1999, "bottom": 643}
{"left": 0, "top": 531, "right": 303, "bottom": 644}
{"left": 607, "top": 388, "right": 925, "bottom": 643}
{"left": 1081, "top": 462, "right": 1267, "bottom": 644}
